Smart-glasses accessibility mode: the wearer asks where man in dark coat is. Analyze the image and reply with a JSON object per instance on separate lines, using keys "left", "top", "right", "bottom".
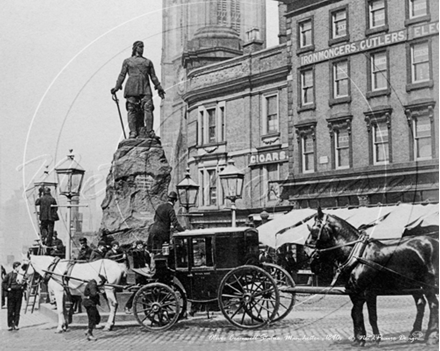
{"left": 148, "top": 192, "right": 185, "bottom": 252}
{"left": 110, "top": 40, "right": 165, "bottom": 139}
{"left": 82, "top": 279, "right": 101, "bottom": 341}
{"left": 77, "top": 237, "right": 93, "bottom": 261}
{"left": 1, "top": 265, "right": 6, "bottom": 308}
{"left": 105, "top": 241, "right": 127, "bottom": 263}
{"left": 35, "top": 187, "right": 58, "bottom": 246}
{"left": 89, "top": 241, "right": 107, "bottom": 262}
{"left": 2, "top": 262, "right": 26, "bottom": 330}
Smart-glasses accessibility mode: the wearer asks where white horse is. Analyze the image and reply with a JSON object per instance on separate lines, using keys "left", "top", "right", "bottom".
{"left": 24, "top": 255, "right": 125, "bottom": 333}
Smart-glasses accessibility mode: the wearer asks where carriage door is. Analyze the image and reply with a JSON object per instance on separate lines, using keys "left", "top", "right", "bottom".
{"left": 188, "top": 236, "right": 216, "bottom": 301}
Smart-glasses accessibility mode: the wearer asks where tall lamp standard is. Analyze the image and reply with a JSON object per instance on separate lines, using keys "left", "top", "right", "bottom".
{"left": 176, "top": 168, "right": 199, "bottom": 229}
{"left": 55, "top": 150, "right": 85, "bottom": 260}
{"left": 219, "top": 159, "right": 244, "bottom": 227}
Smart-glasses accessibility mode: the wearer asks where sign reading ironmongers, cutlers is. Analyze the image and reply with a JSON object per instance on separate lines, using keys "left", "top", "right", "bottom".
{"left": 249, "top": 149, "right": 288, "bottom": 166}
{"left": 300, "top": 21, "right": 439, "bottom": 66}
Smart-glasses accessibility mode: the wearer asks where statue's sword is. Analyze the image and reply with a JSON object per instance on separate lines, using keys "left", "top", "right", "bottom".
{"left": 112, "top": 93, "right": 127, "bottom": 139}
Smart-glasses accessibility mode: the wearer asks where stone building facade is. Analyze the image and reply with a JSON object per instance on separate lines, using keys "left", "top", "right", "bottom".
{"left": 279, "top": 0, "right": 439, "bottom": 208}
{"left": 160, "top": 0, "right": 293, "bottom": 226}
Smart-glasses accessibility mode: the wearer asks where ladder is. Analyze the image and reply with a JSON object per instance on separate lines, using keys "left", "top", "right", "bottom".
{"left": 24, "top": 273, "right": 41, "bottom": 314}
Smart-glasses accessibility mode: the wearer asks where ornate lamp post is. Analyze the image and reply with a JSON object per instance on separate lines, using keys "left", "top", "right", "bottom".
{"left": 219, "top": 159, "right": 244, "bottom": 227}
{"left": 176, "top": 167, "right": 199, "bottom": 229}
{"left": 55, "top": 150, "right": 85, "bottom": 260}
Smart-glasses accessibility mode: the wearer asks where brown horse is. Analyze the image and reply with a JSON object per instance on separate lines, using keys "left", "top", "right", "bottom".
{"left": 306, "top": 207, "right": 438, "bottom": 346}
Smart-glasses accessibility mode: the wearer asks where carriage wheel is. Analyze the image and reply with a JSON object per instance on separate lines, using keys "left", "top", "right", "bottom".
{"left": 262, "top": 263, "right": 295, "bottom": 322}
{"left": 133, "top": 283, "right": 180, "bottom": 331}
{"left": 218, "top": 265, "right": 280, "bottom": 329}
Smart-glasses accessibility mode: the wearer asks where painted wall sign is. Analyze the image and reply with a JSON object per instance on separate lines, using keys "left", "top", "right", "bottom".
{"left": 300, "top": 21, "right": 439, "bottom": 66}
{"left": 249, "top": 149, "right": 288, "bottom": 166}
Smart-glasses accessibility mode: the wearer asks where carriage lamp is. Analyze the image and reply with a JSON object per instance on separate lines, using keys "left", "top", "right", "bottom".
{"left": 55, "top": 150, "right": 86, "bottom": 260}
{"left": 177, "top": 167, "right": 199, "bottom": 228}
{"left": 219, "top": 159, "right": 245, "bottom": 227}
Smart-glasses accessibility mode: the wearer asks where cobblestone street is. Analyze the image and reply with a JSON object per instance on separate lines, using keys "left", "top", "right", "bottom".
{"left": 1, "top": 294, "right": 437, "bottom": 351}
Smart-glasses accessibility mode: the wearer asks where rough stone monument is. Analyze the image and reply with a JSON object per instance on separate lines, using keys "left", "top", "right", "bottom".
{"left": 99, "top": 138, "right": 171, "bottom": 246}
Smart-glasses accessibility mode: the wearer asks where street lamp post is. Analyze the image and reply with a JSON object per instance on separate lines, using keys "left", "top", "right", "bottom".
{"left": 176, "top": 167, "right": 199, "bottom": 229}
{"left": 219, "top": 159, "right": 244, "bottom": 227}
{"left": 55, "top": 150, "right": 85, "bottom": 260}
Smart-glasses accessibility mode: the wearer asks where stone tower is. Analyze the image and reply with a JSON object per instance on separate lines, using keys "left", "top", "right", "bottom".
{"left": 160, "top": 0, "right": 267, "bottom": 187}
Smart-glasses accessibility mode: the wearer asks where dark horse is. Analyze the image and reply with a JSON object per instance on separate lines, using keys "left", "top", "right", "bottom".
{"left": 306, "top": 208, "right": 439, "bottom": 346}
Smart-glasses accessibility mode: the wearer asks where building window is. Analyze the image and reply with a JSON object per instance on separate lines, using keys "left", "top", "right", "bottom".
{"left": 405, "top": 101, "right": 435, "bottom": 161}
{"left": 263, "top": 94, "right": 278, "bottom": 134}
{"left": 373, "top": 122, "right": 390, "bottom": 164}
{"left": 409, "top": 0, "right": 427, "bottom": 19}
{"left": 369, "top": 0, "right": 386, "bottom": 28}
{"left": 333, "top": 60, "right": 349, "bottom": 99}
{"left": 370, "top": 51, "right": 388, "bottom": 91}
{"left": 406, "top": 0, "right": 430, "bottom": 25}
{"left": 300, "top": 69, "right": 314, "bottom": 107}
{"left": 364, "top": 108, "right": 392, "bottom": 165}
{"left": 217, "top": 0, "right": 227, "bottom": 25}
{"left": 295, "top": 122, "right": 317, "bottom": 174}
{"left": 331, "top": 8, "right": 348, "bottom": 39}
{"left": 413, "top": 116, "right": 432, "bottom": 159}
{"left": 335, "top": 129, "right": 350, "bottom": 168}
{"left": 208, "top": 108, "right": 216, "bottom": 144}
{"left": 327, "top": 115, "right": 352, "bottom": 169}
{"left": 411, "top": 42, "right": 430, "bottom": 83}
{"left": 266, "top": 164, "right": 279, "bottom": 201}
{"left": 298, "top": 18, "right": 314, "bottom": 52}
{"left": 207, "top": 169, "right": 217, "bottom": 206}
{"left": 199, "top": 168, "right": 224, "bottom": 207}
{"left": 219, "top": 106, "right": 225, "bottom": 142}
{"left": 197, "top": 102, "right": 226, "bottom": 146}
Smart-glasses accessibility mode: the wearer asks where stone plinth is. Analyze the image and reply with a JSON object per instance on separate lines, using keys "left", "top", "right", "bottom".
{"left": 99, "top": 138, "right": 171, "bottom": 246}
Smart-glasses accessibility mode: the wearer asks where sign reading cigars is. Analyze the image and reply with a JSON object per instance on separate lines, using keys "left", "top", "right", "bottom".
{"left": 300, "top": 21, "right": 439, "bottom": 67}
{"left": 249, "top": 149, "right": 288, "bottom": 166}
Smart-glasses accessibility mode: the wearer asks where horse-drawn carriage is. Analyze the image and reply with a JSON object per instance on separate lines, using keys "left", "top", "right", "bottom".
{"left": 23, "top": 205, "right": 438, "bottom": 345}
{"left": 128, "top": 226, "right": 295, "bottom": 331}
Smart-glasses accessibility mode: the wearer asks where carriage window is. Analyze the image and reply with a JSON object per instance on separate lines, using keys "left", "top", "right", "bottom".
{"left": 192, "top": 238, "right": 213, "bottom": 267}
{"left": 216, "top": 235, "right": 240, "bottom": 268}
{"left": 174, "top": 238, "right": 189, "bottom": 268}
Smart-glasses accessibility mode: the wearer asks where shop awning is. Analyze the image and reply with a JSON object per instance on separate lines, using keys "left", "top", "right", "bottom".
{"left": 258, "top": 203, "right": 438, "bottom": 248}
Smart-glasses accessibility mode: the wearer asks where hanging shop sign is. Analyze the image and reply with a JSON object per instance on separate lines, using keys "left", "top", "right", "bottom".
{"left": 300, "top": 21, "right": 439, "bottom": 66}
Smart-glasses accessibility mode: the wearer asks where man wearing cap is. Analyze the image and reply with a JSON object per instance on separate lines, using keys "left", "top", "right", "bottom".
{"left": 148, "top": 191, "right": 185, "bottom": 252}
{"left": 35, "top": 187, "right": 59, "bottom": 247}
{"left": 77, "top": 238, "right": 93, "bottom": 261}
{"left": 110, "top": 40, "right": 165, "bottom": 139}
{"left": 89, "top": 241, "right": 107, "bottom": 262}
{"left": 2, "top": 262, "right": 26, "bottom": 331}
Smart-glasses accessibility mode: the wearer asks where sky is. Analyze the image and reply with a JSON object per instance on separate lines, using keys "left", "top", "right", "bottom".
{"left": 0, "top": 1, "right": 279, "bottom": 235}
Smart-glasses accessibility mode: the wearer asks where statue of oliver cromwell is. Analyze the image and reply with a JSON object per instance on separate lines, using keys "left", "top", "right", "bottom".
{"left": 111, "top": 41, "right": 165, "bottom": 139}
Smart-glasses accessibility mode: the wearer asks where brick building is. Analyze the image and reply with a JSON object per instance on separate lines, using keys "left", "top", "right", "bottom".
{"left": 278, "top": 0, "right": 439, "bottom": 207}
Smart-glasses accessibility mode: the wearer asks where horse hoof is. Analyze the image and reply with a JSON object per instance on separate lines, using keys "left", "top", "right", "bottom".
{"left": 103, "top": 326, "right": 112, "bottom": 332}
{"left": 426, "top": 332, "right": 439, "bottom": 345}
{"left": 409, "top": 330, "right": 424, "bottom": 343}
{"left": 55, "top": 329, "right": 63, "bottom": 334}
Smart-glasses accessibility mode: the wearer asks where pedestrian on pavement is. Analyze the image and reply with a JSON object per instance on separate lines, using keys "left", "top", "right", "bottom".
{"left": 1, "top": 265, "right": 6, "bottom": 308}
{"left": 147, "top": 191, "right": 185, "bottom": 252}
{"left": 35, "top": 187, "right": 59, "bottom": 247}
{"left": 2, "top": 262, "right": 26, "bottom": 331}
{"left": 110, "top": 40, "right": 165, "bottom": 139}
{"left": 89, "top": 241, "right": 107, "bottom": 262}
{"left": 82, "top": 279, "right": 101, "bottom": 341}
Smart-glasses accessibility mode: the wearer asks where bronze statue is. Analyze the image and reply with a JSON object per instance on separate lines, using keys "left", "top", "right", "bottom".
{"left": 111, "top": 41, "right": 165, "bottom": 139}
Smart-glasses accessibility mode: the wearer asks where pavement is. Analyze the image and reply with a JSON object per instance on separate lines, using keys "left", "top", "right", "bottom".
{"left": 1, "top": 294, "right": 438, "bottom": 351}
